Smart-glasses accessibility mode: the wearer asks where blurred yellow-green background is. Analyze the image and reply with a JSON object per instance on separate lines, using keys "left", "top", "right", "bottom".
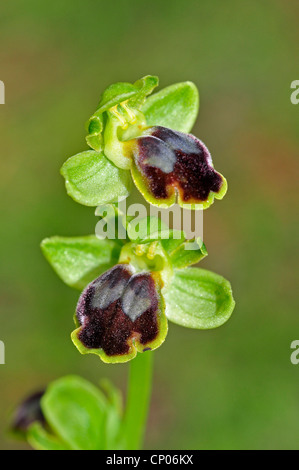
{"left": 1, "top": 0, "right": 299, "bottom": 450}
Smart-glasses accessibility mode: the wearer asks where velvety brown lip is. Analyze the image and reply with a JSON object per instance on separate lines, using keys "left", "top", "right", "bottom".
{"left": 134, "top": 126, "right": 223, "bottom": 202}
{"left": 76, "top": 265, "right": 160, "bottom": 356}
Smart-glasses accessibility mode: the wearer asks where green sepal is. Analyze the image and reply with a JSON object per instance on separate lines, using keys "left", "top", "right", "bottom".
{"left": 86, "top": 112, "right": 104, "bottom": 152}
{"left": 41, "top": 235, "right": 121, "bottom": 290}
{"left": 60, "top": 150, "right": 131, "bottom": 206}
{"left": 142, "top": 81, "right": 199, "bottom": 133}
{"left": 164, "top": 267, "right": 235, "bottom": 329}
{"left": 27, "top": 422, "right": 71, "bottom": 450}
{"left": 41, "top": 375, "right": 108, "bottom": 450}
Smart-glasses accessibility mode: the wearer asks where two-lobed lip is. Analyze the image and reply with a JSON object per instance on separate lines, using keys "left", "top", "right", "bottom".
{"left": 129, "top": 126, "right": 227, "bottom": 208}
{"left": 75, "top": 264, "right": 164, "bottom": 358}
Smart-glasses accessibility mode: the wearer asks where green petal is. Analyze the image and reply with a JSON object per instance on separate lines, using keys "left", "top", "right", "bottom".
{"left": 60, "top": 150, "right": 131, "bottom": 206}
{"left": 142, "top": 81, "right": 199, "bottom": 133}
{"left": 169, "top": 239, "right": 208, "bottom": 269}
{"left": 86, "top": 112, "right": 104, "bottom": 152}
{"left": 97, "top": 76, "right": 158, "bottom": 114}
{"left": 41, "top": 375, "right": 107, "bottom": 450}
{"left": 164, "top": 267, "right": 235, "bottom": 329}
{"left": 160, "top": 230, "right": 186, "bottom": 255}
{"left": 27, "top": 422, "right": 70, "bottom": 450}
{"left": 41, "top": 235, "right": 121, "bottom": 289}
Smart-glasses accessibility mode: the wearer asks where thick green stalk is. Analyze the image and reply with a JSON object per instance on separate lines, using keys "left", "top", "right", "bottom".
{"left": 123, "top": 352, "right": 153, "bottom": 450}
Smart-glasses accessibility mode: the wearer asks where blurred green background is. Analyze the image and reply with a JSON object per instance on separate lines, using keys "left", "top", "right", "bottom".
{"left": 1, "top": 0, "right": 298, "bottom": 450}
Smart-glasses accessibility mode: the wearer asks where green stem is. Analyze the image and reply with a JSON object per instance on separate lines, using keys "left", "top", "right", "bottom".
{"left": 123, "top": 352, "right": 153, "bottom": 450}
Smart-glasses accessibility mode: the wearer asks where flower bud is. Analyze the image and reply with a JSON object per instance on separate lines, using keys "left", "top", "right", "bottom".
{"left": 72, "top": 264, "right": 167, "bottom": 363}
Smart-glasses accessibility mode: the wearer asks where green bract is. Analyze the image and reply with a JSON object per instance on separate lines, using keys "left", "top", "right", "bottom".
{"left": 61, "top": 76, "right": 227, "bottom": 209}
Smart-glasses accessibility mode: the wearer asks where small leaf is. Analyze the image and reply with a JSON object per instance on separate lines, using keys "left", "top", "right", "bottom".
{"left": 142, "top": 81, "right": 199, "bottom": 133}
{"left": 169, "top": 238, "right": 208, "bottom": 269}
{"left": 164, "top": 267, "right": 235, "bottom": 329}
{"left": 41, "top": 375, "right": 108, "bottom": 450}
{"left": 60, "top": 150, "right": 131, "bottom": 206}
{"left": 27, "top": 422, "right": 70, "bottom": 450}
{"left": 41, "top": 235, "right": 121, "bottom": 289}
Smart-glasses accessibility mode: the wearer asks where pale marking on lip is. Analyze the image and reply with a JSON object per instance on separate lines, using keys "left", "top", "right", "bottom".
{"left": 155, "top": 128, "right": 200, "bottom": 155}
{"left": 121, "top": 278, "right": 152, "bottom": 321}
{"left": 136, "top": 135, "right": 176, "bottom": 173}
{"left": 91, "top": 266, "right": 130, "bottom": 310}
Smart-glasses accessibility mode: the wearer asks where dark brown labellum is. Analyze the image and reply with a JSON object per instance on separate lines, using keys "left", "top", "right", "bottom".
{"left": 76, "top": 265, "right": 161, "bottom": 357}
{"left": 133, "top": 126, "right": 224, "bottom": 203}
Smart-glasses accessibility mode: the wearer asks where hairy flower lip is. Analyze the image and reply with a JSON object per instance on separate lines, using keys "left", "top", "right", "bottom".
{"left": 72, "top": 264, "right": 168, "bottom": 363}
{"left": 130, "top": 126, "right": 227, "bottom": 209}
